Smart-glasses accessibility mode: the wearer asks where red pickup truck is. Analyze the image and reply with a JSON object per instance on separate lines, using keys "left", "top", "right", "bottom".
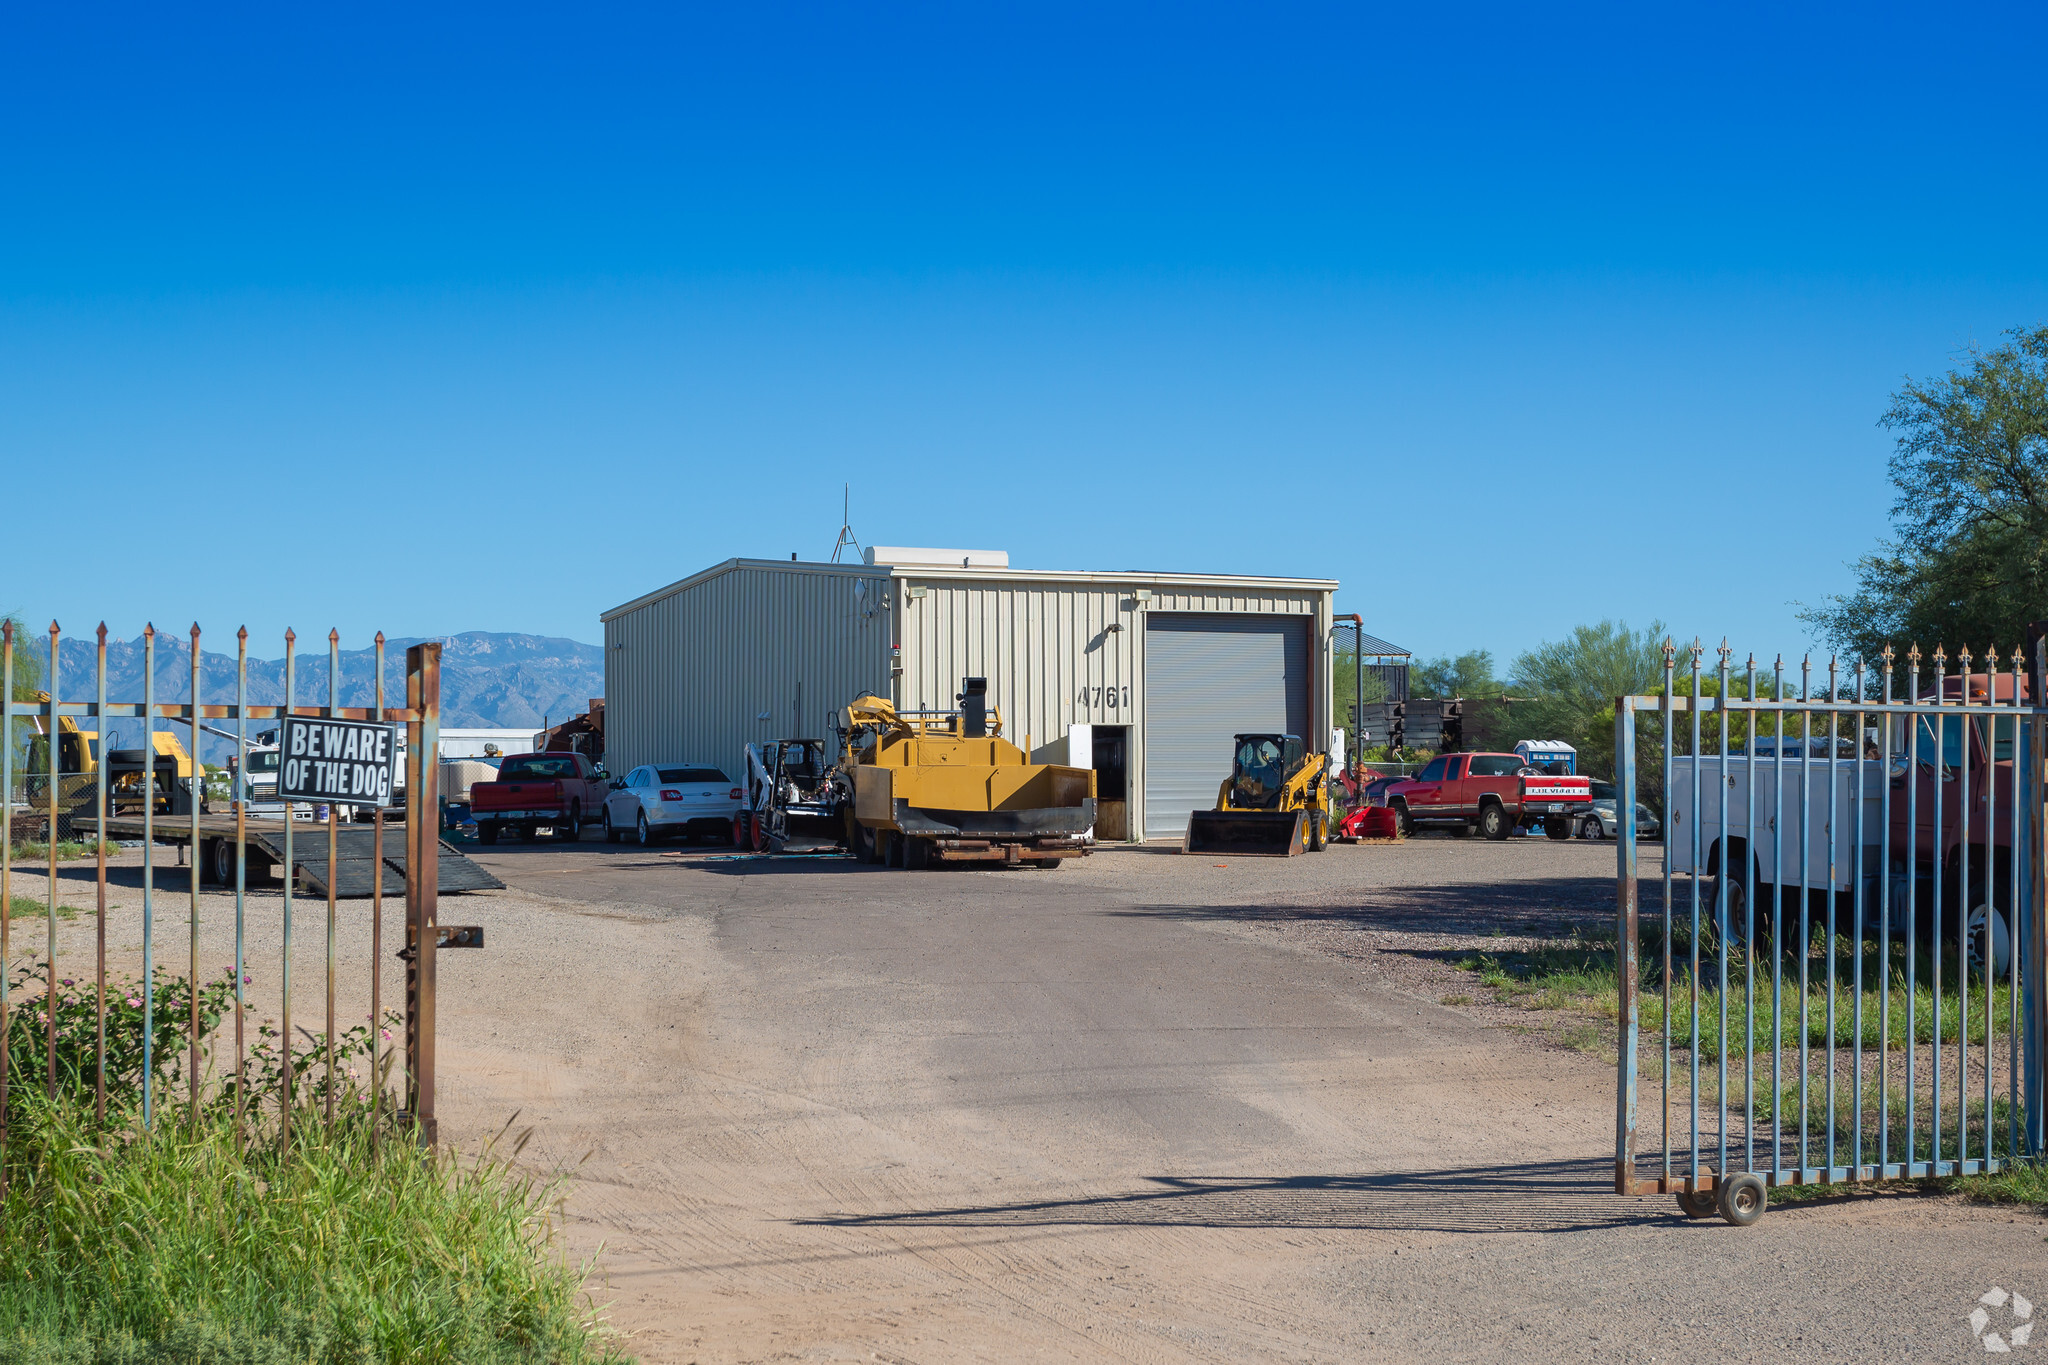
{"left": 470, "top": 752, "right": 608, "bottom": 844}
{"left": 1386, "top": 752, "right": 1592, "bottom": 840}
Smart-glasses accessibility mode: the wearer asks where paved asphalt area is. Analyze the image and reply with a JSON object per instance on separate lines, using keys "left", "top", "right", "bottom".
{"left": 411, "top": 835, "right": 2046, "bottom": 1363}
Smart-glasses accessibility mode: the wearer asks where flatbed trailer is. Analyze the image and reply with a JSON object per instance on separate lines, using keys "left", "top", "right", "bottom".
{"left": 76, "top": 814, "right": 504, "bottom": 899}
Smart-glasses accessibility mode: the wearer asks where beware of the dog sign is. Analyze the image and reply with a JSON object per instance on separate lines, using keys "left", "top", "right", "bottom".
{"left": 278, "top": 717, "right": 400, "bottom": 808}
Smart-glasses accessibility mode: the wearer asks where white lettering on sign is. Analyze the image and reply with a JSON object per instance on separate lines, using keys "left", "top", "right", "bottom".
{"left": 276, "top": 717, "right": 402, "bottom": 809}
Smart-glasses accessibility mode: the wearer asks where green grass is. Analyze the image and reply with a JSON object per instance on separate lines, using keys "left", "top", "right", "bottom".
{"left": 0, "top": 1098, "right": 631, "bottom": 1363}
{"left": 1458, "top": 931, "right": 2048, "bottom": 1209}
{"left": 6, "top": 896, "right": 81, "bottom": 922}
{"left": 1955, "top": 1163, "right": 2048, "bottom": 1206}
{"left": 1769, "top": 1163, "right": 2048, "bottom": 1208}
{"left": 8, "top": 840, "right": 117, "bottom": 864}
{"left": 1458, "top": 932, "right": 2015, "bottom": 1061}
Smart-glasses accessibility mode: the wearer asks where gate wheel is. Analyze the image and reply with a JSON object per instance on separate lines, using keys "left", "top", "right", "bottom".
{"left": 1675, "top": 1187, "right": 1717, "bottom": 1219}
{"left": 1717, "top": 1173, "right": 1766, "bottom": 1227}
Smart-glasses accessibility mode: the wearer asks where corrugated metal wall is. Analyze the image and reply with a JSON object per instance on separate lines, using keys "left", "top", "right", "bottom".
{"left": 604, "top": 563, "right": 892, "bottom": 785}
{"left": 896, "top": 578, "right": 1328, "bottom": 839}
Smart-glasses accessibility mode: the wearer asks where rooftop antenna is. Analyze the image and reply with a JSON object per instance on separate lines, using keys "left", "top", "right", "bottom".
{"left": 830, "top": 483, "right": 864, "bottom": 564}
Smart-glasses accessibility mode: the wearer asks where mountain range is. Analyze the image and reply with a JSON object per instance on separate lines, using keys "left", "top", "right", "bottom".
{"left": 18, "top": 630, "right": 602, "bottom": 760}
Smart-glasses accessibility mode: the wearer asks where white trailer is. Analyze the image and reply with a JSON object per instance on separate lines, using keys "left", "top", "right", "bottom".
{"left": 1666, "top": 752, "right": 2010, "bottom": 974}
{"left": 1667, "top": 755, "right": 1888, "bottom": 892}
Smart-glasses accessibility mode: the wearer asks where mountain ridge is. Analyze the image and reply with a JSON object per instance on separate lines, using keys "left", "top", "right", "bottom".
{"left": 28, "top": 631, "right": 603, "bottom": 758}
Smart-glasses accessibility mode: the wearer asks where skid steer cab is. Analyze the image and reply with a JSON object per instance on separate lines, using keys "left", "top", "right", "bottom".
{"left": 1183, "top": 733, "right": 1331, "bottom": 857}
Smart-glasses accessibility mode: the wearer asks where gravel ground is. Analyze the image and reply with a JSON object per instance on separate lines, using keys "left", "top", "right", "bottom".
{"left": 7, "top": 834, "right": 2043, "bottom": 1363}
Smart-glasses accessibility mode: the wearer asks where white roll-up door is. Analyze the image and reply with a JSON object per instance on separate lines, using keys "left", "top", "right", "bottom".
{"left": 1142, "top": 613, "right": 1311, "bottom": 839}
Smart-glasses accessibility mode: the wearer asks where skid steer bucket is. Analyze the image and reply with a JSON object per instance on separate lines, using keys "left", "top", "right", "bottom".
{"left": 1183, "top": 808, "right": 1305, "bottom": 857}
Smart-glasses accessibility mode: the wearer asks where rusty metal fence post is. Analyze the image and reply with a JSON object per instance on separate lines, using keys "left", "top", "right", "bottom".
{"left": 404, "top": 641, "right": 441, "bottom": 1145}
{"left": 2, "top": 620, "right": 12, "bottom": 1196}
{"left": 1614, "top": 693, "right": 1640, "bottom": 1193}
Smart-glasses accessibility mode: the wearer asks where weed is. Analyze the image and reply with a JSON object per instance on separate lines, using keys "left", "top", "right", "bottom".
{"left": 5, "top": 898, "right": 82, "bottom": 922}
{"left": 0, "top": 1097, "right": 630, "bottom": 1362}
{"left": 7, "top": 840, "right": 117, "bottom": 864}
{"left": 1559, "top": 1022, "right": 1609, "bottom": 1058}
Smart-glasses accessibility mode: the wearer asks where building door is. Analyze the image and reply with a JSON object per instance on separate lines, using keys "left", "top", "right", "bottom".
{"left": 1142, "top": 613, "right": 1311, "bottom": 840}
{"left": 1091, "top": 725, "right": 1129, "bottom": 840}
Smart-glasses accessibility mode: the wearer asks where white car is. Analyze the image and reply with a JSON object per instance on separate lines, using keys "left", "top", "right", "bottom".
{"left": 602, "top": 764, "right": 742, "bottom": 845}
{"left": 1576, "top": 780, "right": 1662, "bottom": 841}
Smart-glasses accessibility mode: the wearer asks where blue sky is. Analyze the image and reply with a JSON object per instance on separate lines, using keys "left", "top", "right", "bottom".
{"left": 6, "top": 2, "right": 2046, "bottom": 668}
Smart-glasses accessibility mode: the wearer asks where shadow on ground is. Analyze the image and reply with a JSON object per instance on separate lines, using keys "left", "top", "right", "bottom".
{"left": 799, "top": 1156, "right": 1676, "bottom": 1234}
{"left": 1102, "top": 876, "right": 1652, "bottom": 938}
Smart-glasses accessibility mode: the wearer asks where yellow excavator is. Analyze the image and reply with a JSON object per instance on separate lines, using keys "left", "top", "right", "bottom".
{"left": 21, "top": 698, "right": 198, "bottom": 835}
{"left": 1183, "top": 733, "right": 1331, "bottom": 856}
{"left": 839, "top": 677, "right": 1096, "bottom": 870}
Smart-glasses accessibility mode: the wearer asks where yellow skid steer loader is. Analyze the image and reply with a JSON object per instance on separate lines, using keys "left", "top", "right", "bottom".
{"left": 1183, "top": 733, "right": 1330, "bottom": 857}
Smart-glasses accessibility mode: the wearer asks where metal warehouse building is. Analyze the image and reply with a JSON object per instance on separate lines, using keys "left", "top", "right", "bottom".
{"left": 600, "top": 548, "right": 1339, "bottom": 842}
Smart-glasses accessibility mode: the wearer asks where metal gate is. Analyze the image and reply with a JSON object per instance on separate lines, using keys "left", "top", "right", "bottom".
{"left": 1614, "top": 638, "right": 2047, "bottom": 1224}
{"left": 0, "top": 622, "right": 449, "bottom": 1167}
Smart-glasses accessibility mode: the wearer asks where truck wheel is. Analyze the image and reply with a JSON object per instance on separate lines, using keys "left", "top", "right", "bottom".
{"left": 1479, "top": 803, "right": 1510, "bottom": 841}
{"left": 1707, "top": 875, "right": 1752, "bottom": 946}
{"left": 1392, "top": 801, "right": 1415, "bottom": 838}
{"left": 905, "top": 837, "right": 930, "bottom": 870}
{"left": 208, "top": 837, "right": 236, "bottom": 887}
{"left": 558, "top": 802, "right": 581, "bottom": 842}
{"left": 853, "top": 823, "right": 877, "bottom": 864}
{"left": 519, "top": 822, "right": 538, "bottom": 843}
{"left": 1543, "top": 816, "right": 1571, "bottom": 841}
{"left": 478, "top": 821, "right": 500, "bottom": 845}
{"left": 1967, "top": 894, "right": 2013, "bottom": 979}
{"left": 1039, "top": 856, "right": 1063, "bottom": 870}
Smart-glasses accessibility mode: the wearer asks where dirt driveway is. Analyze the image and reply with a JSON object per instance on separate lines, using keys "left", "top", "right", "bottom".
{"left": 431, "top": 835, "right": 2047, "bottom": 1364}
{"left": 18, "top": 834, "right": 2040, "bottom": 1361}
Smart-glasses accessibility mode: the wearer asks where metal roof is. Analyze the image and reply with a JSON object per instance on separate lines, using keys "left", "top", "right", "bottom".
{"left": 603, "top": 557, "right": 1340, "bottom": 623}
{"left": 1351, "top": 630, "right": 1410, "bottom": 658}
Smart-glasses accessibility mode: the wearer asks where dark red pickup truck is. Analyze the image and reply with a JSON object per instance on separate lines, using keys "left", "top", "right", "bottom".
{"left": 1386, "top": 751, "right": 1592, "bottom": 840}
{"left": 469, "top": 752, "right": 608, "bottom": 844}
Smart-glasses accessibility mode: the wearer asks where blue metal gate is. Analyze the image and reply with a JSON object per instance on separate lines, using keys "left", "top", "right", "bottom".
{"left": 1614, "top": 638, "right": 2046, "bottom": 1224}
